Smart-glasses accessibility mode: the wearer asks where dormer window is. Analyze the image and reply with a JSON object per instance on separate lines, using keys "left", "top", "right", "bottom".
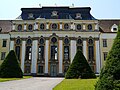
{"left": 76, "top": 13, "right": 82, "bottom": 19}
{"left": 51, "top": 11, "right": 58, "bottom": 16}
{"left": 28, "top": 13, "right": 34, "bottom": 19}
{"left": 111, "top": 24, "right": 118, "bottom": 32}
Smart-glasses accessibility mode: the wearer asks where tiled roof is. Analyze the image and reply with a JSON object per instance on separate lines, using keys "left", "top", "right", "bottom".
{"left": 0, "top": 20, "right": 12, "bottom": 32}
{"left": 99, "top": 20, "right": 120, "bottom": 33}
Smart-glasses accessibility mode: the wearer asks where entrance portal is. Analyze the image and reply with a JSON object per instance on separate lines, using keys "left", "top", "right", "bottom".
{"left": 50, "top": 64, "right": 57, "bottom": 76}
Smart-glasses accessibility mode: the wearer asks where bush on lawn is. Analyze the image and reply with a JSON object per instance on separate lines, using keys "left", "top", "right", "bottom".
{"left": 65, "top": 50, "right": 96, "bottom": 79}
{"left": 95, "top": 26, "right": 120, "bottom": 90}
{"left": 0, "top": 50, "right": 23, "bottom": 78}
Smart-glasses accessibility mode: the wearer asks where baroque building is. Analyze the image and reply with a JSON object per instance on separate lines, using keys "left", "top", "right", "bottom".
{"left": 0, "top": 6, "right": 119, "bottom": 76}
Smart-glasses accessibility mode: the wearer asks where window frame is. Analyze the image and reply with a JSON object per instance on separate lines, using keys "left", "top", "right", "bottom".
{"left": 103, "top": 39, "right": 107, "bottom": 47}
{"left": 2, "top": 40, "right": 7, "bottom": 47}
{"left": 1, "top": 52, "right": 6, "bottom": 60}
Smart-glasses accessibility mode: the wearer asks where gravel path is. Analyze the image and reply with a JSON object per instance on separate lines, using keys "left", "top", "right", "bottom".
{"left": 0, "top": 77, "right": 64, "bottom": 90}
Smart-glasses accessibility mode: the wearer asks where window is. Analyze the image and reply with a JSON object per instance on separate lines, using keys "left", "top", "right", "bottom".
{"left": 16, "top": 39, "right": 21, "bottom": 44}
{"left": 103, "top": 52, "right": 108, "bottom": 61}
{"left": 51, "top": 23, "right": 57, "bottom": 30}
{"left": 27, "top": 39, "right": 32, "bottom": 45}
{"left": 103, "top": 39, "right": 107, "bottom": 47}
{"left": 88, "top": 24, "right": 92, "bottom": 30}
{"left": 28, "top": 24, "right": 33, "bottom": 31}
{"left": 88, "top": 38, "right": 94, "bottom": 61}
{"left": 15, "top": 46, "right": 20, "bottom": 61}
{"left": 64, "top": 23, "right": 69, "bottom": 30}
{"left": 39, "top": 38, "right": 44, "bottom": 44}
{"left": 25, "top": 46, "right": 32, "bottom": 60}
{"left": 64, "top": 38, "right": 69, "bottom": 44}
{"left": 51, "top": 46, "right": 58, "bottom": 60}
{"left": 113, "top": 28, "right": 117, "bottom": 31}
{"left": 38, "top": 46, "right": 44, "bottom": 60}
{"left": 76, "top": 24, "right": 82, "bottom": 30}
{"left": 18, "top": 24, "right": 22, "bottom": 31}
{"left": 2, "top": 40, "right": 7, "bottom": 47}
{"left": 77, "top": 39, "right": 83, "bottom": 52}
{"left": 51, "top": 37, "right": 57, "bottom": 43}
{"left": 64, "top": 37, "right": 70, "bottom": 60}
{"left": 38, "top": 66, "right": 44, "bottom": 74}
{"left": 64, "top": 46, "right": 69, "bottom": 60}
{"left": 40, "top": 23, "right": 45, "bottom": 30}
{"left": 1, "top": 52, "right": 6, "bottom": 60}
{"left": 88, "top": 46, "right": 94, "bottom": 60}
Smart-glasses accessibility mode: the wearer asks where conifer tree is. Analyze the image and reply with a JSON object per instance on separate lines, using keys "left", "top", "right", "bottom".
{"left": 65, "top": 50, "right": 96, "bottom": 79}
{"left": 0, "top": 50, "right": 23, "bottom": 78}
{"left": 95, "top": 26, "right": 120, "bottom": 90}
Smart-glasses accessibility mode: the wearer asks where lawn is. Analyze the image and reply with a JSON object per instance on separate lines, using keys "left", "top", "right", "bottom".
{"left": 0, "top": 76, "right": 32, "bottom": 82}
{"left": 53, "top": 78, "right": 98, "bottom": 90}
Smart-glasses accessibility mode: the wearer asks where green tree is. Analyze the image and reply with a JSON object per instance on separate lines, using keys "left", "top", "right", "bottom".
{"left": 65, "top": 50, "right": 96, "bottom": 79}
{"left": 0, "top": 50, "right": 23, "bottom": 78}
{"left": 95, "top": 26, "right": 120, "bottom": 90}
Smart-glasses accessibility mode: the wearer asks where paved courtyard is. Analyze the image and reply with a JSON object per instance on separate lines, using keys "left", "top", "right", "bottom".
{"left": 0, "top": 77, "right": 64, "bottom": 90}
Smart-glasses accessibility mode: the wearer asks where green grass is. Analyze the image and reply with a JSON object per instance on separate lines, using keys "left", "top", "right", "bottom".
{"left": 0, "top": 76, "right": 32, "bottom": 82}
{"left": 53, "top": 78, "right": 98, "bottom": 90}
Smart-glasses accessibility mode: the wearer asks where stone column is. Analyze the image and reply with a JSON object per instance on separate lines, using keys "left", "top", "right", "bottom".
{"left": 21, "top": 41, "right": 26, "bottom": 73}
{"left": 59, "top": 40, "right": 63, "bottom": 75}
{"left": 10, "top": 41, "right": 14, "bottom": 50}
{"left": 70, "top": 40, "right": 76, "bottom": 62}
{"left": 95, "top": 40, "right": 101, "bottom": 73}
{"left": 31, "top": 40, "right": 38, "bottom": 75}
{"left": 45, "top": 40, "right": 49, "bottom": 75}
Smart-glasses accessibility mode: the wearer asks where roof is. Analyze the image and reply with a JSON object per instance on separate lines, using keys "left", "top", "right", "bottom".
{"left": 20, "top": 6, "right": 96, "bottom": 20}
{"left": 0, "top": 20, "right": 12, "bottom": 33}
{"left": 99, "top": 19, "right": 120, "bottom": 33}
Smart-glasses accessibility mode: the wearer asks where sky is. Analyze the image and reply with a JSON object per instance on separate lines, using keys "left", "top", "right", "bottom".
{"left": 0, "top": 0, "right": 120, "bottom": 20}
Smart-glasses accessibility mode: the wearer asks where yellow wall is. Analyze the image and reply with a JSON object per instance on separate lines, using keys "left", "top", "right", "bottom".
{"left": 0, "top": 34, "right": 10, "bottom": 65}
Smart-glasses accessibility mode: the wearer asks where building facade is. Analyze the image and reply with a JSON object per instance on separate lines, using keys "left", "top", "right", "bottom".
{"left": 0, "top": 7, "right": 119, "bottom": 76}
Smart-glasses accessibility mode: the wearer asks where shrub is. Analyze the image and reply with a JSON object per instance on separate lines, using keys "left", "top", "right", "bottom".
{"left": 95, "top": 26, "right": 120, "bottom": 90}
{"left": 0, "top": 50, "right": 23, "bottom": 78}
{"left": 65, "top": 50, "right": 96, "bottom": 79}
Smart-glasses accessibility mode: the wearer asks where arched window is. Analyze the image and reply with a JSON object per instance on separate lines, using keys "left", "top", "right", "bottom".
{"left": 15, "top": 38, "right": 21, "bottom": 61}
{"left": 77, "top": 38, "right": 83, "bottom": 52}
{"left": 63, "top": 37, "right": 70, "bottom": 60}
{"left": 38, "top": 38, "right": 45, "bottom": 60}
{"left": 50, "top": 37, "right": 58, "bottom": 60}
{"left": 25, "top": 38, "right": 32, "bottom": 74}
{"left": 88, "top": 38, "right": 94, "bottom": 61}
{"left": 17, "top": 24, "right": 22, "bottom": 31}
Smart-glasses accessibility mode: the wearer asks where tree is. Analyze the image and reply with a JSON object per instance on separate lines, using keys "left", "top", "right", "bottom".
{"left": 0, "top": 50, "right": 23, "bottom": 78}
{"left": 95, "top": 26, "right": 120, "bottom": 90}
{"left": 65, "top": 50, "right": 96, "bottom": 79}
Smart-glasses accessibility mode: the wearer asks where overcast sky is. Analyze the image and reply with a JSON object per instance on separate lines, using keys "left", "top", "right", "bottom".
{"left": 0, "top": 0, "right": 120, "bottom": 20}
